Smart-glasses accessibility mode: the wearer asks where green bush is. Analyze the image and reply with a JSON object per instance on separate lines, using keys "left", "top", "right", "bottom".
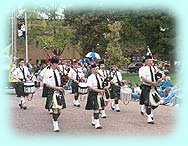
{"left": 122, "top": 72, "right": 177, "bottom": 85}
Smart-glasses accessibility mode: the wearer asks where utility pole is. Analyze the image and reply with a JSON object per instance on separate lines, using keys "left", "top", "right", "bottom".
{"left": 13, "top": 10, "right": 17, "bottom": 63}
{"left": 25, "top": 12, "right": 28, "bottom": 63}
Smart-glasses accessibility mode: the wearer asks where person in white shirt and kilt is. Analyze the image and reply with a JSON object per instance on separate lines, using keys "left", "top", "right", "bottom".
{"left": 68, "top": 60, "right": 85, "bottom": 107}
{"left": 85, "top": 64, "right": 106, "bottom": 129}
{"left": 13, "top": 58, "right": 31, "bottom": 110}
{"left": 97, "top": 60, "right": 111, "bottom": 118}
{"left": 43, "top": 57, "right": 66, "bottom": 132}
{"left": 109, "top": 64, "right": 123, "bottom": 112}
{"left": 139, "top": 55, "right": 162, "bottom": 124}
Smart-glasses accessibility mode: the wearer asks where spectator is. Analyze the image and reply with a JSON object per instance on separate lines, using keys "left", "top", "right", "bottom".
{"left": 158, "top": 76, "right": 173, "bottom": 90}
{"left": 131, "top": 83, "right": 141, "bottom": 101}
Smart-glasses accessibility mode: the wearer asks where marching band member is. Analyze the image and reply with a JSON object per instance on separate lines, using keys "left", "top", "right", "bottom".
{"left": 68, "top": 59, "right": 85, "bottom": 107}
{"left": 85, "top": 64, "right": 105, "bottom": 129}
{"left": 12, "top": 58, "right": 31, "bottom": 110}
{"left": 43, "top": 57, "right": 66, "bottom": 132}
{"left": 98, "top": 60, "right": 111, "bottom": 118}
{"left": 109, "top": 65, "right": 123, "bottom": 112}
{"left": 139, "top": 55, "right": 162, "bottom": 124}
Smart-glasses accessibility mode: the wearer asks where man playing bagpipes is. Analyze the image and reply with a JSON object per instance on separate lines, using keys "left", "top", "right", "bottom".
{"left": 43, "top": 57, "right": 66, "bottom": 132}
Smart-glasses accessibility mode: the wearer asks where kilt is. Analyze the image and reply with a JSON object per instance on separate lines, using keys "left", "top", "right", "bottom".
{"left": 110, "top": 84, "right": 121, "bottom": 99}
{"left": 72, "top": 81, "right": 78, "bottom": 94}
{"left": 85, "top": 91, "right": 105, "bottom": 110}
{"left": 42, "top": 84, "right": 49, "bottom": 98}
{"left": 141, "top": 84, "right": 151, "bottom": 106}
{"left": 15, "top": 82, "right": 28, "bottom": 97}
{"left": 45, "top": 88, "right": 66, "bottom": 110}
{"left": 105, "top": 90, "right": 110, "bottom": 99}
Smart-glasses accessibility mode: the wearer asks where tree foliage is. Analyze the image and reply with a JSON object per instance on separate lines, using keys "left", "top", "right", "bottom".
{"left": 24, "top": 7, "right": 75, "bottom": 56}
{"left": 104, "top": 21, "right": 130, "bottom": 68}
{"left": 16, "top": 7, "right": 176, "bottom": 68}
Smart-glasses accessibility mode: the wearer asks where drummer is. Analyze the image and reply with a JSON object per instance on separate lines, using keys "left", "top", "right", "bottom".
{"left": 68, "top": 59, "right": 85, "bottom": 107}
{"left": 109, "top": 64, "right": 124, "bottom": 112}
{"left": 97, "top": 60, "right": 111, "bottom": 118}
{"left": 43, "top": 57, "right": 66, "bottom": 132}
{"left": 12, "top": 58, "right": 31, "bottom": 110}
{"left": 85, "top": 64, "right": 105, "bottom": 129}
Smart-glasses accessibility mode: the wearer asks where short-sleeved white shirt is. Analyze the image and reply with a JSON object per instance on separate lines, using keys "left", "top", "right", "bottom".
{"left": 98, "top": 69, "right": 109, "bottom": 79}
{"left": 110, "top": 71, "right": 122, "bottom": 83}
{"left": 139, "top": 66, "right": 157, "bottom": 85}
{"left": 68, "top": 68, "right": 84, "bottom": 80}
{"left": 43, "top": 68, "right": 61, "bottom": 87}
{"left": 40, "top": 66, "right": 50, "bottom": 81}
{"left": 12, "top": 65, "right": 30, "bottom": 81}
{"left": 87, "top": 74, "right": 103, "bottom": 89}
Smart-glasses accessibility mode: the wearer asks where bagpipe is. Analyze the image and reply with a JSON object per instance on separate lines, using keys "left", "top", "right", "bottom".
{"left": 57, "top": 68, "right": 69, "bottom": 86}
{"left": 149, "top": 88, "right": 162, "bottom": 108}
{"left": 43, "top": 47, "right": 69, "bottom": 86}
{"left": 50, "top": 90, "right": 66, "bottom": 109}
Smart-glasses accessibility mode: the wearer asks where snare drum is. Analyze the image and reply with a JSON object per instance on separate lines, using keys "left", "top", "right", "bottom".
{"left": 78, "top": 82, "right": 88, "bottom": 101}
{"left": 78, "top": 82, "right": 88, "bottom": 95}
{"left": 120, "top": 87, "right": 132, "bottom": 105}
{"left": 24, "top": 82, "right": 35, "bottom": 94}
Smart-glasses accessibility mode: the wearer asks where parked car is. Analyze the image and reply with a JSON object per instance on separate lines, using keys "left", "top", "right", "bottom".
{"left": 127, "top": 62, "right": 143, "bottom": 73}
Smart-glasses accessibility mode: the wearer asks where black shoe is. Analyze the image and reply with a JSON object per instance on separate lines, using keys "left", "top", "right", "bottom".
{"left": 22, "top": 106, "right": 27, "bottom": 110}
{"left": 74, "top": 104, "right": 80, "bottom": 107}
{"left": 140, "top": 111, "right": 144, "bottom": 115}
{"left": 54, "top": 129, "right": 60, "bottom": 132}
{"left": 148, "top": 121, "right": 154, "bottom": 124}
{"left": 91, "top": 123, "right": 95, "bottom": 126}
{"left": 19, "top": 103, "right": 22, "bottom": 109}
{"left": 19, "top": 101, "right": 23, "bottom": 109}
{"left": 96, "top": 126, "right": 102, "bottom": 129}
{"left": 111, "top": 105, "right": 115, "bottom": 111}
{"left": 115, "top": 110, "right": 120, "bottom": 112}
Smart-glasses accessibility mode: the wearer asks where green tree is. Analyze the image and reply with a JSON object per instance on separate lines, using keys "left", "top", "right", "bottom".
{"left": 104, "top": 21, "right": 130, "bottom": 69}
{"left": 21, "top": 7, "right": 76, "bottom": 57}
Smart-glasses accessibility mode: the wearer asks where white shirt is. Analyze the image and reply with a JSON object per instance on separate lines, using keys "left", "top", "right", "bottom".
{"left": 110, "top": 70, "right": 122, "bottom": 83}
{"left": 40, "top": 66, "right": 51, "bottom": 83}
{"left": 98, "top": 69, "right": 109, "bottom": 79}
{"left": 87, "top": 74, "right": 103, "bottom": 89}
{"left": 139, "top": 66, "right": 157, "bottom": 85}
{"left": 43, "top": 68, "right": 61, "bottom": 87}
{"left": 68, "top": 68, "right": 84, "bottom": 80}
{"left": 138, "top": 66, "right": 145, "bottom": 81}
{"left": 13, "top": 65, "right": 30, "bottom": 81}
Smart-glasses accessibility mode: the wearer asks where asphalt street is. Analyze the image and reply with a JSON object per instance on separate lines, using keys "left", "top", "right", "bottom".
{"left": 9, "top": 87, "right": 177, "bottom": 137}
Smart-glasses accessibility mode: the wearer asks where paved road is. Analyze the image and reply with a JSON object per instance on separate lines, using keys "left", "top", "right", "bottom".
{"left": 9, "top": 88, "right": 177, "bottom": 137}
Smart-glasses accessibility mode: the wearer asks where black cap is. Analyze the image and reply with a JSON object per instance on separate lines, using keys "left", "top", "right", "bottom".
{"left": 91, "top": 63, "right": 97, "bottom": 69}
{"left": 99, "top": 60, "right": 104, "bottom": 66}
{"left": 50, "top": 57, "right": 59, "bottom": 64}
{"left": 145, "top": 55, "right": 153, "bottom": 60}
